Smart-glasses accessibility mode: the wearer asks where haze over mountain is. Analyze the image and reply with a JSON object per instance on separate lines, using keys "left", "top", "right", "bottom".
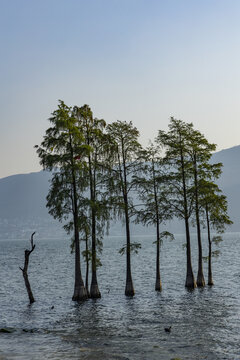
{"left": 0, "top": 145, "right": 239, "bottom": 239}
{"left": 211, "top": 145, "right": 240, "bottom": 231}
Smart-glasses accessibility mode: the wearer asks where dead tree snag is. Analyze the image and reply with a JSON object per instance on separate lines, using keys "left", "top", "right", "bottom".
{"left": 19, "top": 232, "right": 36, "bottom": 304}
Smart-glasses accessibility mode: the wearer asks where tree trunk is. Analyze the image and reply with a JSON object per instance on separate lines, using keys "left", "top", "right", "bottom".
{"left": 180, "top": 148, "right": 196, "bottom": 289}
{"left": 194, "top": 155, "right": 205, "bottom": 287}
{"left": 22, "top": 267, "right": 35, "bottom": 304}
{"left": 20, "top": 232, "right": 36, "bottom": 304}
{"left": 89, "top": 155, "right": 101, "bottom": 299}
{"left": 71, "top": 160, "right": 88, "bottom": 301}
{"left": 85, "top": 235, "right": 90, "bottom": 297}
{"left": 185, "top": 218, "right": 196, "bottom": 288}
{"left": 206, "top": 206, "right": 214, "bottom": 286}
{"left": 153, "top": 161, "right": 162, "bottom": 291}
{"left": 72, "top": 225, "right": 88, "bottom": 301}
{"left": 155, "top": 221, "right": 162, "bottom": 291}
{"left": 125, "top": 205, "right": 134, "bottom": 296}
{"left": 120, "top": 142, "right": 134, "bottom": 297}
{"left": 90, "top": 208, "right": 101, "bottom": 298}
{"left": 196, "top": 225, "right": 205, "bottom": 287}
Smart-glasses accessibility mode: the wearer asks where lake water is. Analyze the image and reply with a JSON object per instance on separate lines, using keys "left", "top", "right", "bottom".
{"left": 0, "top": 232, "right": 239, "bottom": 359}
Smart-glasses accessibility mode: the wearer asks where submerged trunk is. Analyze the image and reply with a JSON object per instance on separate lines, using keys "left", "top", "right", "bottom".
{"left": 123, "top": 153, "right": 134, "bottom": 297}
{"left": 22, "top": 267, "right": 35, "bottom": 304}
{"left": 125, "top": 204, "right": 134, "bottom": 296}
{"left": 153, "top": 160, "right": 162, "bottom": 291}
{"left": 71, "top": 158, "right": 87, "bottom": 301}
{"left": 20, "top": 232, "right": 36, "bottom": 304}
{"left": 206, "top": 206, "right": 214, "bottom": 286}
{"left": 85, "top": 235, "right": 90, "bottom": 297}
{"left": 72, "top": 224, "right": 88, "bottom": 301}
{"left": 194, "top": 155, "right": 205, "bottom": 287}
{"left": 155, "top": 220, "right": 162, "bottom": 291}
{"left": 119, "top": 143, "right": 134, "bottom": 297}
{"left": 90, "top": 208, "right": 101, "bottom": 298}
{"left": 180, "top": 149, "right": 196, "bottom": 289}
{"left": 185, "top": 218, "right": 196, "bottom": 288}
{"left": 89, "top": 156, "right": 101, "bottom": 299}
{"left": 196, "top": 218, "right": 205, "bottom": 287}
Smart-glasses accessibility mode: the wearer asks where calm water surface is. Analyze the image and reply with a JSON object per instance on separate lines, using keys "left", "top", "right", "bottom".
{"left": 0, "top": 233, "right": 239, "bottom": 359}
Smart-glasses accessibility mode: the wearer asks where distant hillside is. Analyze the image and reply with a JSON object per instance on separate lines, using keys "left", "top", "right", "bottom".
{"left": 212, "top": 145, "right": 240, "bottom": 188}
{"left": 212, "top": 145, "right": 240, "bottom": 231}
{"left": 0, "top": 171, "right": 62, "bottom": 239}
{"left": 0, "top": 171, "right": 51, "bottom": 220}
{"left": 0, "top": 145, "right": 239, "bottom": 238}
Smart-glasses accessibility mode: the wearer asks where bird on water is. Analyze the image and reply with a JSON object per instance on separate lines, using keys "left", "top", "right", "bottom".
{"left": 164, "top": 326, "right": 171, "bottom": 333}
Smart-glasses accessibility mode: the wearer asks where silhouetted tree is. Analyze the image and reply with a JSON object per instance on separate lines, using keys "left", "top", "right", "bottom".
{"left": 35, "top": 101, "right": 89, "bottom": 301}
{"left": 107, "top": 120, "right": 142, "bottom": 296}
{"left": 133, "top": 143, "right": 173, "bottom": 291}
{"left": 73, "top": 105, "right": 112, "bottom": 299}
{"left": 187, "top": 129, "right": 218, "bottom": 287}
{"left": 200, "top": 180, "right": 232, "bottom": 285}
{"left": 19, "top": 232, "right": 36, "bottom": 304}
{"left": 157, "top": 118, "right": 196, "bottom": 288}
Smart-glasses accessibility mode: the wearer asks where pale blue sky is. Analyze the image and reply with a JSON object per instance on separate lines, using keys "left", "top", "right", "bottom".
{"left": 1, "top": 0, "right": 240, "bottom": 178}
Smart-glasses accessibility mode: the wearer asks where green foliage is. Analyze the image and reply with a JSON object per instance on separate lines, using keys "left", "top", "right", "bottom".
{"left": 35, "top": 100, "right": 91, "bottom": 227}
{"left": 118, "top": 242, "right": 142, "bottom": 255}
{"left": 81, "top": 249, "right": 102, "bottom": 267}
{"left": 199, "top": 179, "right": 232, "bottom": 234}
{"left": 160, "top": 231, "right": 174, "bottom": 241}
{"left": 107, "top": 120, "right": 143, "bottom": 291}
{"left": 212, "top": 250, "right": 221, "bottom": 258}
{"left": 212, "top": 236, "right": 223, "bottom": 244}
{"left": 36, "top": 102, "right": 233, "bottom": 295}
{"left": 153, "top": 231, "right": 174, "bottom": 244}
{"left": 134, "top": 142, "right": 173, "bottom": 227}
{"left": 157, "top": 117, "right": 232, "bottom": 288}
{"left": 203, "top": 249, "right": 221, "bottom": 262}
{"left": 36, "top": 101, "right": 110, "bottom": 286}
{"left": 106, "top": 120, "right": 143, "bottom": 220}
{"left": 73, "top": 105, "right": 113, "bottom": 272}
{"left": 156, "top": 118, "right": 196, "bottom": 221}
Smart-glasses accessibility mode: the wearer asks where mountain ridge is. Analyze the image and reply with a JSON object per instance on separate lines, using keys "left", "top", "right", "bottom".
{"left": 0, "top": 145, "right": 239, "bottom": 237}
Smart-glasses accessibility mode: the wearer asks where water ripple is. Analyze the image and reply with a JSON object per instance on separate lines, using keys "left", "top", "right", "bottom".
{"left": 0, "top": 233, "right": 239, "bottom": 359}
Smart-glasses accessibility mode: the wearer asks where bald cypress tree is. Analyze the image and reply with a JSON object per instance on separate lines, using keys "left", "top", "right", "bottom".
{"left": 199, "top": 179, "right": 232, "bottom": 285}
{"left": 107, "top": 120, "right": 142, "bottom": 296}
{"left": 73, "top": 105, "right": 112, "bottom": 299}
{"left": 133, "top": 142, "right": 173, "bottom": 291}
{"left": 35, "top": 100, "right": 89, "bottom": 301}
{"left": 186, "top": 129, "right": 217, "bottom": 287}
{"left": 157, "top": 118, "right": 196, "bottom": 288}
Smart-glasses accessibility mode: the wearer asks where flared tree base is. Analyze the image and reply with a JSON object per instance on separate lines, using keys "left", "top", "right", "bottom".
{"left": 155, "top": 279, "right": 162, "bottom": 292}
{"left": 197, "top": 272, "right": 206, "bottom": 287}
{"left": 185, "top": 274, "right": 197, "bottom": 289}
{"left": 125, "top": 281, "right": 135, "bottom": 296}
{"left": 208, "top": 277, "right": 214, "bottom": 286}
{"left": 72, "top": 285, "right": 88, "bottom": 301}
{"left": 90, "top": 283, "right": 101, "bottom": 299}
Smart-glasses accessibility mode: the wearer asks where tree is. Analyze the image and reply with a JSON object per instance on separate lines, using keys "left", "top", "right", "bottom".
{"left": 187, "top": 129, "right": 218, "bottom": 287}
{"left": 73, "top": 105, "right": 112, "bottom": 298}
{"left": 69, "top": 209, "right": 91, "bottom": 297}
{"left": 107, "top": 120, "right": 142, "bottom": 296}
{"left": 200, "top": 180, "right": 232, "bottom": 285}
{"left": 157, "top": 118, "right": 196, "bottom": 288}
{"left": 133, "top": 143, "right": 173, "bottom": 291}
{"left": 35, "top": 100, "right": 89, "bottom": 301}
{"left": 81, "top": 220, "right": 91, "bottom": 297}
{"left": 19, "top": 232, "right": 36, "bottom": 304}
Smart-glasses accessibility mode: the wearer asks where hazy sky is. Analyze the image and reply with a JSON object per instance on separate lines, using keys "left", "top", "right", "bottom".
{"left": 1, "top": 0, "right": 240, "bottom": 178}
